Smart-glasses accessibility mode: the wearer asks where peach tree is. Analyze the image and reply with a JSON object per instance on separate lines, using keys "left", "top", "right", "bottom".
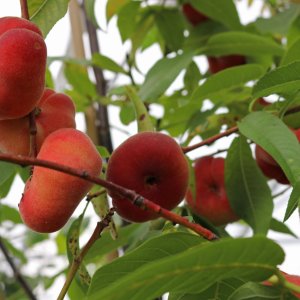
{"left": 0, "top": 0, "right": 300, "bottom": 299}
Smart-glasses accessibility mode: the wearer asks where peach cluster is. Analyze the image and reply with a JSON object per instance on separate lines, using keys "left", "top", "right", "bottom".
{"left": 0, "top": 17, "right": 102, "bottom": 233}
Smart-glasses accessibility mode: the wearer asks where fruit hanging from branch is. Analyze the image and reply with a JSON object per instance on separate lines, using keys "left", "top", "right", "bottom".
{"left": 106, "top": 132, "right": 189, "bottom": 222}
{"left": 182, "top": 3, "right": 208, "bottom": 26}
{"left": 255, "top": 128, "right": 300, "bottom": 184}
{"left": 186, "top": 156, "right": 238, "bottom": 226}
{"left": 19, "top": 128, "right": 103, "bottom": 233}
{"left": 0, "top": 17, "right": 47, "bottom": 120}
{"left": 0, "top": 88, "right": 76, "bottom": 155}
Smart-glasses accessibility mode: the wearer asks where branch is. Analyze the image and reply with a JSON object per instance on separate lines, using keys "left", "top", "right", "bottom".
{"left": 182, "top": 126, "right": 238, "bottom": 154}
{"left": 82, "top": 3, "right": 113, "bottom": 152}
{"left": 28, "top": 109, "right": 38, "bottom": 158}
{"left": 0, "top": 153, "right": 218, "bottom": 240}
{"left": 20, "top": 0, "right": 29, "bottom": 19}
{"left": 56, "top": 208, "right": 115, "bottom": 300}
{"left": 0, "top": 238, "right": 37, "bottom": 300}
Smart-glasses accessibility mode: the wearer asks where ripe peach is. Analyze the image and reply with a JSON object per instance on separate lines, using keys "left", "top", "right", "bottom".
{"left": 19, "top": 128, "right": 102, "bottom": 233}
{"left": 186, "top": 156, "right": 238, "bottom": 226}
{"left": 207, "top": 55, "right": 246, "bottom": 74}
{"left": 106, "top": 132, "right": 189, "bottom": 222}
{"left": 0, "top": 17, "right": 46, "bottom": 119}
{"left": 182, "top": 3, "right": 208, "bottom": 26}
{"left": 0, "top": 88, "right": 76, "bottom": 155}
{"left": 255, "top": 128, "right": 300, "bottom": 184}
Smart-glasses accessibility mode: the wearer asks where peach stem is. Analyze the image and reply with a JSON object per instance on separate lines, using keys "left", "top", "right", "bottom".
{"left": 182, "top": 126, "right": 238, "bottom": 154}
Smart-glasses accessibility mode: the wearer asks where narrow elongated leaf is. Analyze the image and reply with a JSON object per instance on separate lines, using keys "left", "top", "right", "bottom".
{"left": 29, "top": 0, "right": 70, "bottom": 37}
{"left": 188, "top": 0, "right": 241, "bottom": 30}
{"left": 67, "top": 205, "right": 91, "bottom": 291}
{"left": 252, "top": 62, "right": 300, "bottom": 98}
{"left": 202, "top": 32, "right": 284, "bottom": 57}
{"left": 228, "top": 282, "right": 297, "bottom": 300}
{"left": 255, "top": 4, "right": 300, "bottom": 36}
{"left": 117, "top": 1, "right": 140, "bottom": 42}
{"left": 0, "top": 162, "right": 15, "bottom": 185}
{"left": 87, "top": 237, "right": 284, "bottom": 300}
{"left": 284, "top": 181, "right": 300, "bottom": 221}
{"left": 106, "top": 0, "right": 129, "bottom": 21}
{"left": 139, "top": 51, "right": 195, "bottom": 101}
{"left": 191, "top": 64, "right": 264, "bottom": 103}
{"left": 225, "top": 136, "right": 273, "bottom": 234}
{"left": 84, "top": 223, "right": 148, "bottom": 263}
{"left": 88, "top": 232, "right": 204, "bottom": 297}
{"left": 238, "top": 111, "right": 300, "bottom": 185}
{"left": 169, "top": 278, "right": 246, "bottom": 300}
{"left": 281, "top": 37, "right": 300, "bottom": 66}
{"left": 270, "top": 218, "right": 297, "bottom": 237}
{"left": 92, "top": 53, "right": 128, "bottom": 75}
{"left": 0, "top": 205, "right": 22, "bottom": 224}
{"left": 155, "top": 9, "right": 185, "bottom": 51}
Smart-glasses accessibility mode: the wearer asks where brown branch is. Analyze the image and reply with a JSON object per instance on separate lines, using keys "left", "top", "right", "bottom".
{"left": 20, "top": 0, "right": 29, "bottom": 19}
{"left": 57, "top": 208, "right": 115, "bottom": 300}
{"left": 28, "top": 109, "right": 38, "bottom": 158}
{"left": 0, "top": 237, "right": 37, "bottom": 300}
{"left": 82, "top": 3, "right": 113, "bottom": 152}
{"left": 0, "top": 153, "right": 218, "bottom": 240}
{"left": 182, "top": 126, "right": 239, "bottom": 154}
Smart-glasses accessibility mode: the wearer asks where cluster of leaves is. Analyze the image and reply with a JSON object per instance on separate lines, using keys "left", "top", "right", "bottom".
{"left": 1, "top": 0, "right": 300, "bottom": 299}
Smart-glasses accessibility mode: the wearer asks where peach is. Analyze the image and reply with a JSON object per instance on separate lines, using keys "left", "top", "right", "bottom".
{"left": 0, "top": 88, "right": 76, "bottom": 155}
{"left": 186, "top": 156, "right": 238, "bottom": 226}
{"left": 0, "top": 17, "right": 46, "bottom": 119}
{"left": 19, "top": 128, "right": 102, "bottom": 233}
{"left": 207, "top": 55, "right": 246, "bottom": 74}
{"left": 106, "top": 132, "right": 189, "bottom": 222}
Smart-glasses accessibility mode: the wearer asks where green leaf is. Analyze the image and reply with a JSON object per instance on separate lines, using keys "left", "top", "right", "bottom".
{"left": 139, "top": 51, "right": 195, "bottom": 101}
{"left": 96, "top": 146, "right": 110, "bottom": 159}
{"left": 202, "top": 32, "right": 284, "bottom": 57}
{"left": 66, "top": 205, "right": 91, "bottom": 291}
{"left": 125, "top": 86, "right": 154, "bottom": 132}
{"left": 0, "top": 205, "right": 22, "bottom": 224}
{"left": 106, "top": 0, "right": 129, "bottom": 21}
{"left": 29, "top": 0, "right": 70, "bottom": 37}
{"left": 191, "top": 64, "right": 264, "bottom": 104}
{"left": 0, "top": 162, "right": 15, "bottom": 185}
{"left": 228, "top": 281, "right": 297, "bottom": 300}
{"left": 117, "top": 1, "right": 140, "bottom": 42}
{"left": 252, "top": 62, "right": 300, "bottom": 98}
{"left": 84, "top": 223, "right": 148, "bottom": 264}
{"left": 155, "top": 9, "right": 185, "bottom": 51}
{"left": 92, "top": 53, "right": 128, "bottom": 75}
{"left": 188, "top": 0, "right": 241, "bottom": 30}
{"left": 281, "top": 37, "right": 300, "bottom": 66}
{"left": 64, "top": 63, "right": 97, "bottom": 99}
{"left": 88, "top": 232, "right": 204, "bottom": 298}
{"left": 0, "top": 173, "right": 15, "bottom": 198}
{"left": 255, "top": 4, "right": 300, "bottom": 36}
{"left": 169, "top": 278, "right": 245, "bottom": 300}
{"left": 183, "top": 61, "right": 202, "bottom": 94}
{"left": 270, "top": 218, "right": 297, "bottom": 237}
{"left": 238, "top": 111, "right": 300, "bottom": 185}
{"left": 1, "top": 238, "right": 27, "bottom": 264}
{"left": 284, "top": 181, "right": 300, "bottom": 221}
{"left": 87, "top": 236, "right": 284, "bottom": 300}
{"left": 225, "top": 136, "right": 273, "bottom": 235}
